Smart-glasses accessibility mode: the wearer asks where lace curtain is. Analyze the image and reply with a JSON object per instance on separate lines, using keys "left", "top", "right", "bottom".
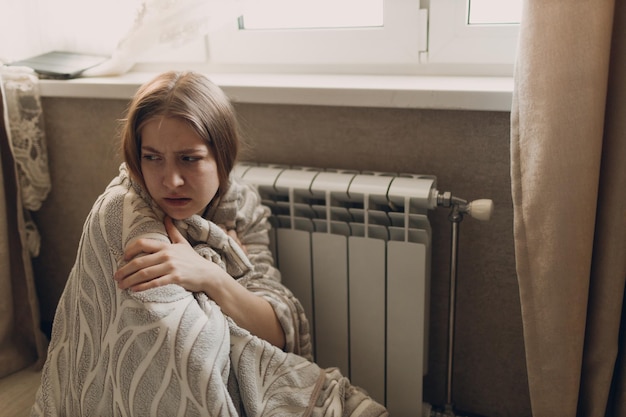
{"left": 0, "top": 66, "right": 50, "bottom": 256}
{"left": 0, "top": 0, "right": 247, "bottom": 76}
{"left": 0, "top": 65, "right": 50, "bottom": 378}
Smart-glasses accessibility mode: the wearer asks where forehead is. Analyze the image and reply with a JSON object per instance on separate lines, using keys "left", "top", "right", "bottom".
{"left": 141, "top": 116, "right": 207, "bottom": 150}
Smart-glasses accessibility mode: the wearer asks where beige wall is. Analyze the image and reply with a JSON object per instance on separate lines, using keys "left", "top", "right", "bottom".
{"left": 34, "top": 97, "right": 529, "bottom": 417}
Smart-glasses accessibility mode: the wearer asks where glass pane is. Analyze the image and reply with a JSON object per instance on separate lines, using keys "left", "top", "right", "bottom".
{"left": 240, "top": 0, "right": 383, "bottom": 30}
{"left": 468, "top": 0, "right": 522, "bottom": 25}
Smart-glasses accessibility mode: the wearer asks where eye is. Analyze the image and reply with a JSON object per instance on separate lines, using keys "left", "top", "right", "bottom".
{"left": 142, "top": 154, "right": 161, "bottom": 161}
{"left": 181, "top": 155, "right": 202, "bottom": 162}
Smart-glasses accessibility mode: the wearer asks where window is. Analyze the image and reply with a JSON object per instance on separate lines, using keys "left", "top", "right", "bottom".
{"left": 202, "top": 0, "right": 425, "bottom": 75}
{"left": 425, "top": 0, "right": 521, "bottom": 75}
{"left": 1, "top": 0, "right": 522, "bottom": 78}
{"left": 239, "top": 0, "right": 383, "bottom": 29}
{"left": 468, "top": 0, "right": 522, "bottom": 25}
{"left": 197, "top": 0, "right": 521, "bottom": 76}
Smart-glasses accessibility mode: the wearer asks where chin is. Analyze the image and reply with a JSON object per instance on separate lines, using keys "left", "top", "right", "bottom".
{"left": 163, "top": 210, "right": 193, "bottom": 221}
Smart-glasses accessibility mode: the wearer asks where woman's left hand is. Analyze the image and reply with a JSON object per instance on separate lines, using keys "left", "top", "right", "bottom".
{"left": 114, "top": 216, "right": 226, "bottom": 292}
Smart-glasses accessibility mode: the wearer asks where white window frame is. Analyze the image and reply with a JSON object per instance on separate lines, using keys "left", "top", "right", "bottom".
{"left": 424, "top": 0, "right": 520, "bottom": 75}
{"left": 184, "top": 0, "right": 520, "bottom": 77}
{"left": 202, "top": 0, "right": 426, "bottom": 75}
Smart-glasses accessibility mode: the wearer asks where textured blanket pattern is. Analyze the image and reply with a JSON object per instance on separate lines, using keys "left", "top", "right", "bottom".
{"left": 32, "top": 164, "right": 387, "bottom": 417}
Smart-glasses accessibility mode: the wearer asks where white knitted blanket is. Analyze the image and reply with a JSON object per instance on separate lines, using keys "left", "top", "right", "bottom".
{"left": 32, "top": 164, "right": 387, "bottom": 417}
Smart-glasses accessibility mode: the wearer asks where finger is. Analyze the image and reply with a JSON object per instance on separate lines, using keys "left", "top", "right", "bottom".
{"left": 123, "top": 237, "right": 167, "bottom": 261}
{"left": 116, "top": 261, "right": 168, "bottom": 289}
{"left": 115, "top": 256, "right": 144, "bottom": 282}
{"left": 115, "top": 250, "right": 162, "bottom": 281}
{"left": 129, "top": 276, "right": 171, "bottom": 292}
{"left": 164, "top": 216, "right": 187, "bottom": 244}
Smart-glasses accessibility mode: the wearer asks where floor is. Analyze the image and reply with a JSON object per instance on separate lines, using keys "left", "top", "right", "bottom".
{"left": 0, "top": 367, "right": 41, "bottom": 416}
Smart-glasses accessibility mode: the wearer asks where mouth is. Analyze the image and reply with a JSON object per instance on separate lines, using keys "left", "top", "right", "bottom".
{"left": 163, "top": 197, "right": 191, "bottom": 207}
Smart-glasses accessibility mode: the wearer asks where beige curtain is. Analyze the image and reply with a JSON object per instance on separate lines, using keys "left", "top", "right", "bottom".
{"left": 0, "top": 67, "right": 49, "bottom": 378}
{"left": 511, "top": 0, "right": 626, "bottom": 416}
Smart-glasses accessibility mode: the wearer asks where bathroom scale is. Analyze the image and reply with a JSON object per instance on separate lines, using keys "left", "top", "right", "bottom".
{"left": 7, "top": 51, "right": 109, "bottom": 79}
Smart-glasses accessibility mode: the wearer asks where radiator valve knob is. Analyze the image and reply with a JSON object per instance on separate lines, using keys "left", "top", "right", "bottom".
{"left": 467, "top": 199, "right": 494, "bottom": 221}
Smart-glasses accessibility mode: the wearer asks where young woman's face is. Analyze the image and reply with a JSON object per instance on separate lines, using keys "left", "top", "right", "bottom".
{"left": 140, "top": 116, "right": 220, "bottom": 220}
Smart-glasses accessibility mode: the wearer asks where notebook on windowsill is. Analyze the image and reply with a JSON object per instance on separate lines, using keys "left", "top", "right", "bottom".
{"left": 7, "top": 51, "right": 110, "bottom": 80}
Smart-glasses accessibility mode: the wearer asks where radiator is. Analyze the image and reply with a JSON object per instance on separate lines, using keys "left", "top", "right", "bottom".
{"left": 234, "top": 163, "right": 438, "bottom": 417}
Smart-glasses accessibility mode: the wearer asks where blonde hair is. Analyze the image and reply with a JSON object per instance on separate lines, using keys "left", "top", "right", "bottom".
{"left": 121, "top": 71, "right": 239, "bottom": 198}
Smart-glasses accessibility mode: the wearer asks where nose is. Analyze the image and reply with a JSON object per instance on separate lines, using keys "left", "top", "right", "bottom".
{"left": 162, "top": 162, "right": 184, "bottom": 189}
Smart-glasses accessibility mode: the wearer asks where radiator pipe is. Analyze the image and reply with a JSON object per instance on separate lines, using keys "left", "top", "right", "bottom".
{"left": 445, "top": 202, "right": 464, "bottom": 416}
{"left": 434, "top": 193, "right": 493, "bottom": 417}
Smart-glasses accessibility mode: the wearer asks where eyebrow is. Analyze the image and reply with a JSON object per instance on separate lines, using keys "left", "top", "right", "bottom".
{"left": 141, "top": 145, "right": 208, "bottom": 154}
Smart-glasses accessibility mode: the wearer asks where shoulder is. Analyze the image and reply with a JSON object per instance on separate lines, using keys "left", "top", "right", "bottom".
{"left": 87, "top": 164, "right": 166, "bottom": 247}
{"left": 90, "top": 169, "right": 132, "bottom": 222}
{"left": 92, "top": 164, "right": 146, "bottom": 219}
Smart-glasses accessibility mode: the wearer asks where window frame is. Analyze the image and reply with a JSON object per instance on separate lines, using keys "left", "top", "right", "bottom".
{"left": 202, "top": 0, "right": 425, "bottom": 75}
{"left": 424, "top": 0, "right": 520, "bottom": 75}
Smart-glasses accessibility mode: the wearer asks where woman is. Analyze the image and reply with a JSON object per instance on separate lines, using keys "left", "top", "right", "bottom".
{"left": 113, "top": 71, "right": 291, "bottom": 351}
{"left": 33, "top": 71, "right": 387, "bottom": 416}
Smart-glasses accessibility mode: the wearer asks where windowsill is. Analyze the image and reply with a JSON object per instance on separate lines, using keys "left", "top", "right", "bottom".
{"left": 39, "top": 72, "right": 513, "bottom": 112}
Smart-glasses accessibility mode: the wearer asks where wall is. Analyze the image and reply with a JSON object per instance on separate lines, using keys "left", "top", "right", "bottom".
{"left": 33, "top": 97, "right": 530, "bottom": 417}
